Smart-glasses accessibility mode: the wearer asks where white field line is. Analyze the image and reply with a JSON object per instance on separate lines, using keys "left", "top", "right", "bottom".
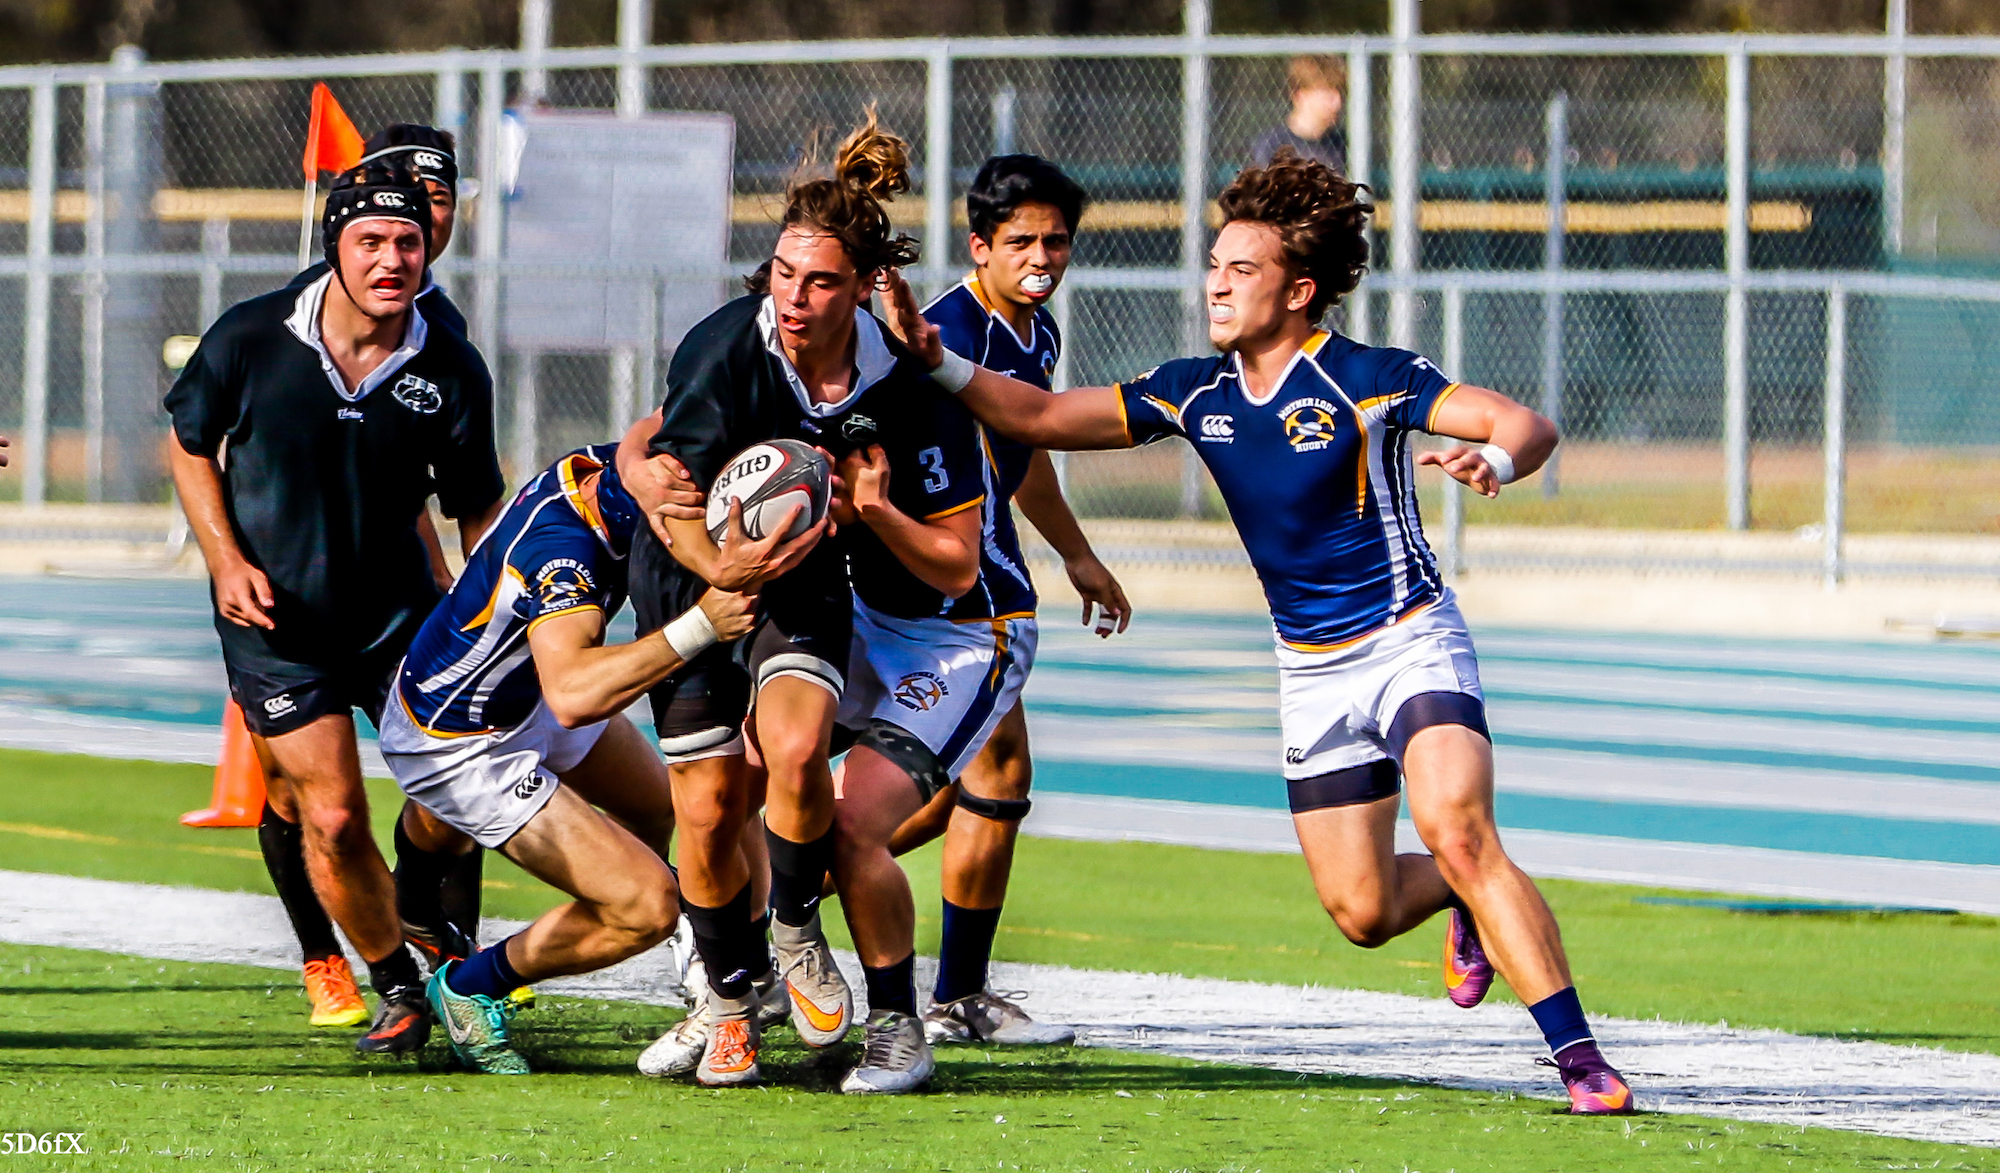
{"left": 0, "top": 869, "right": 1995, "bottom": 1147}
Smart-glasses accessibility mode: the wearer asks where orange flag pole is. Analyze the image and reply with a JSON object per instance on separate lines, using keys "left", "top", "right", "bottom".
{"left": 182, "top": 699, "right": 267, "bottom": 828}
{"left": 298, "top": 83, "right": 365, "bottom": 269}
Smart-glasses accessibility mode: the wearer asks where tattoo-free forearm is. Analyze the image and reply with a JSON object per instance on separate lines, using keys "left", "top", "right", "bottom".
{"left": 167, "top": 441, "right": 246, "bottom": 573}
{"left": 860, "top": 502, "right": 979, "bottom": 599}
{"left": 1013, "top": 450, "right": 1095, "bottom": 563}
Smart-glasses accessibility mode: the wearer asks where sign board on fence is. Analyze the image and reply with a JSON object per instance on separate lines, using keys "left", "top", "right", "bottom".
{"left": 502, "top": 110, "right": 734, "bottom": 350}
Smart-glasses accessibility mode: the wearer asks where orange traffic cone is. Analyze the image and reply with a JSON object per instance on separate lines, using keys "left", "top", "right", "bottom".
{"left": 181, "top": 699, "right": 268, "bottom": 827}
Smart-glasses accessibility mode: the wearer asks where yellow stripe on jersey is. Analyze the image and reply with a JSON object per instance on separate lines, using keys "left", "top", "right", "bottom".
{"left": 461, "top": 564, "right": 524, "bottom": 633}
{"left": 1425, "top": 383, "right": 1462, "bottom": 433}
{"left": 1280, "top": 599, "right": 1438, "bottom": 654}
{"left": 1303, "top": 329, "right": 1332, "bottom": 357}
{"left": 558, "top": 450, "right": 610, "bottom": 543}
{"left": 1113, "top": 384, "right": 1134, "bottom": 446}
{"left": 400, "top": 688, "right": 496, "bottom": 739}
{"left": 524, "top": 603, "right": 605, "bottom": 636}
{"left": 924, "top": 495, "right": 986, "bottom": 522}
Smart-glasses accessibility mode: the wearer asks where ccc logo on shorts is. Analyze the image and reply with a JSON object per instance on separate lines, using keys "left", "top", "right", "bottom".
{"left": 891, "top": 671, "right": 949, "bottom": 713}
{"left": 513, "top": 774, "right": 546, "bottom": 801}
{"left": 263, "top": 693, "right": 298, "bottom": 718}
{"left": 1284, "top": 747, "right": 1307, "bottom": 765}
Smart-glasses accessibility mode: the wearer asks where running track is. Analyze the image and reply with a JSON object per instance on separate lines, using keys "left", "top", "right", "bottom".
{"left": 3, "top": 577, "right": 1997, "bottom": 911}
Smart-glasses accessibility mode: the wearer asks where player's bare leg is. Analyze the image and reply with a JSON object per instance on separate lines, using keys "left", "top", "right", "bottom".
{"left": 252, "top": 748, "right": 367, "bottom": 1027}
{"left": 258, "top": 713, "right": 430, "bottom": 1053}
{"left": 941, "top": 703, "right": 1031, "bottom": 909}
{"left": 1292, "top": 794, "right": 1455, "bottom": 949}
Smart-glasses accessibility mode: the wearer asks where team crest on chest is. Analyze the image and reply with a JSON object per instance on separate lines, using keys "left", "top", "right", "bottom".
{"left": 891, "top": 670, "right": 949, "bottom": 712}
{"left": 391, "top": 373, "right": 443, "bottom": 415}
{"left": 1279, "top": 397, "right": 1340, "bottom": 453}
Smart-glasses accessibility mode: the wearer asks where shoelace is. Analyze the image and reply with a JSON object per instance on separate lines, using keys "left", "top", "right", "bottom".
{"left": 479, "top": 993, "right": 518, "bottom": 1040}
{"left": 862, "top": 1017, "right": 913, "bottom": 1068}
{"left": 303, "top": 960, "right": 349, "bottom": 999}
{"left": 709, "top": 1021, "right": 753, "bottom": 1068}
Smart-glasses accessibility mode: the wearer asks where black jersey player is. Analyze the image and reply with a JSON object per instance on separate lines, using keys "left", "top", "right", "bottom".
{"left": 165, "top": 160, "right": 504, "bottom": 1055}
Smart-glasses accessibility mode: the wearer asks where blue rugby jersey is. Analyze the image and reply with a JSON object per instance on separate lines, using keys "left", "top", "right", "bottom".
{"left": 925, "top": 276, "right": 1062, "bottom": 622}
{"left": 395, "top": 445, "right": 640, "bottom": 734}
{"left": 1117, "top": 331, "right": 1460, "bottom": 649}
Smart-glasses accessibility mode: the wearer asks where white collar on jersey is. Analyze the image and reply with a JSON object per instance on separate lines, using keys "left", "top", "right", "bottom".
{"left": 756, "top": 295, "right": 898, "bottom": 418}
{"left": 285, "top": 270, "right": 430, "bottom": 404}
{"left": 1234, "top": 330, "right": 1334, "bottom": 408}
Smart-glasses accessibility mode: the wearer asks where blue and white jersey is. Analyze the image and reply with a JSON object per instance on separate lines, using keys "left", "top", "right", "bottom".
{"left": 1118, "top": 331, "right": 1460, "bottom": 650}
{"left": 925, "top": 276, "right": 1061, "bottom": 622}
{"left": 395, "top": 445, "right": 641, "bottom": 735}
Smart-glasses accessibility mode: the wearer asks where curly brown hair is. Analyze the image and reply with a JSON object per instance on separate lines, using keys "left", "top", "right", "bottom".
{"left": 1215, "top": 148, "right": 1372, "bottom": 322}
{"left": 746, "top": 105, "right": 921, "bottom": 294}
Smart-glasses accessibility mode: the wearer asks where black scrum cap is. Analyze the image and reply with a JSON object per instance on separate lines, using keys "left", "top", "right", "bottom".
{"left": 321, "top": 160, "right": 432, "bottom": 268}
{"left": 360, "top": 124, "right": 459, "bottom": 192}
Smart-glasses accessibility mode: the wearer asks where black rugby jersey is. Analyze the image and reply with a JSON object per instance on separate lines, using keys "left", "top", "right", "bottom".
{"left": 165, "top": 271, "right": 504, "bottom": 661}
{"left": 646, "top": 294, "right": 984, "bottom": 620}
{"left": 286, "top": 261, "right": 469, "bottom": 338}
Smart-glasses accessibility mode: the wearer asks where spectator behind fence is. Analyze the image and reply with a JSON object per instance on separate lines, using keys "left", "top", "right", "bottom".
{"left": 1251, "top": 55, "right": 1349, "bottom": 175}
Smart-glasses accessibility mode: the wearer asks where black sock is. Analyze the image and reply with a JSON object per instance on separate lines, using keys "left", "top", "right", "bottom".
{"left": 863, "top": 953, "right": 917, "bottom": 1018}
{"left": 366, "top": 943, "right": 423, "bottom": 1001}
{"left": 257, "top": 803, "right": 342, "bottom": 964}
{"left": 765, "top": 825, "right": 836, "bottom": 928}
{"left": 391, "top": 816, "right": 454, "bottom": 935}
{"left": 439, "top": 847, "right": 484, "bottom": 938}
{"left": 935, "top": 900, "right": 1003, "bottom": 1005}
{"left": 681, "top": 882, "right": 762, "bottom": 1000}
{"left": 750, "top": 911, "right": 774, "bottom": 980}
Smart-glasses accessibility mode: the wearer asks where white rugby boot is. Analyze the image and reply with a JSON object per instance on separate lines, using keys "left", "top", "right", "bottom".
{"left": 771, "top": 914, "right": 852, "bottom": 1048}
{"left": 696, "top": 992, "right": 761, "bottom": 1087}
{"left": 753, "top": 966, "right": 792, "bottom": 1030}
{"left": 924, "top": 989, "right": 1076, "bottom": 1046}
{"left": 662, "top": 916, "right": 701, "bottom": 1009}
{"left": 839, "top": 1009, "right": 936, "bottom": 1095}
{"left": 636, "top": 997, "right": 709, "bottom": 1077}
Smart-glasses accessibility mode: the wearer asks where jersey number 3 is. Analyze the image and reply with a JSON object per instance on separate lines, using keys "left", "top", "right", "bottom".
{"left": 918, "top": 446, "right": 949, "bottom": 493}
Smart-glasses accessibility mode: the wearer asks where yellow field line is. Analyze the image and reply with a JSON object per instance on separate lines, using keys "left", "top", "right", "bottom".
{"left": 0, "top": 820, "right": 120, "bottom": 845}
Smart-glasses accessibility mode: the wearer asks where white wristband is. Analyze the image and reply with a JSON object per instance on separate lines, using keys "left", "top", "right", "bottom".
{"left": 662, "top": 605, "right": 719, "bottom": 662}
{"left": 1479, "top": 443, "right": 1518, "bottom": 485}
{"left": 930, "top": 348, "right": 975, "bottom": 394}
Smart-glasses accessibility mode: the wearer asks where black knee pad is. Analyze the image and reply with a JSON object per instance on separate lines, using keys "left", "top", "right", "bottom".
{"left": 955, "top": 789, "right": 1032, "bottom": 823}
{"left": 853, "top": 718, "right": 950, "bottom": 803}
{"left": 1287, "top": 758, "right": 1401, "bottom": 814}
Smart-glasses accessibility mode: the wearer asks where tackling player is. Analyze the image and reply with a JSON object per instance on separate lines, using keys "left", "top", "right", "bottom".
{"left": 869, "top": 154, "right": 1131, "bottom": 1047}
{"left": 883, "top": 149, "right": 1636, "bottom": 1115}
{"left": 165, "top": 160, "right": 505, "bottom": 1055}
{"left": 619, "top": 109, "right": 982, "bottom": 1094}
{"left": 380, "top": 443, "right": 821, "bottom": 1074}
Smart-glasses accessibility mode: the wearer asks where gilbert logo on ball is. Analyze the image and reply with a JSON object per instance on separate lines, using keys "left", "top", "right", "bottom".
{"left": 705, "top": 439, "right": 832, "bottom": 543}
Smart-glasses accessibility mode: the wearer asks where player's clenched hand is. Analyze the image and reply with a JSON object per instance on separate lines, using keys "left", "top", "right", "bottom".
{"left": 878, "top": 269, "right": 943, "bottom": 369}
{"left": 695, "top": 586, "right": 761, "bottom": 644}
{"left": 643, "top": 451, "right": 706, "bottom": 522}
{"left": 710, "top": 499, "right": 826, "bottom": 592}
{"left": 839, "top": 444, "right": 893, "bottom": 522}
{"left": 215, "top": 556, "right": 277, "bottom": 630}
{"left": 1066, "top": 553, "right": 1132, "bottom": 638}
{"left": 1417, "top": 445, "right": 1503, "bottom": 498}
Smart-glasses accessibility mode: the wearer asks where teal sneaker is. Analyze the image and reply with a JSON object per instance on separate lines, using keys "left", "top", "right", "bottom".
{"left": 428, "top": 960, "right": 530, "bottom": 1075}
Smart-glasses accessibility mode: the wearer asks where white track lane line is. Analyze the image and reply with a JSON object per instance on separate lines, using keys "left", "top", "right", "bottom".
{"left": 0, "top": 869, "right": 1994, "bottom": 1147}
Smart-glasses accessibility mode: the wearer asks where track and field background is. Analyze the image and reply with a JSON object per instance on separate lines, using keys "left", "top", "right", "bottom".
{"left": 4, "top": 577, "right": 1995, "bottom": 912}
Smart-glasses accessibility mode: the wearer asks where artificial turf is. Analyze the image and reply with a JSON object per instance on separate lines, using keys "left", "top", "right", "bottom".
{"left": 5, "top": 943, "right": 1994, "bottom": 1172}
{"left": 1, "top": 746, "right": 1993, "bottom": 1058}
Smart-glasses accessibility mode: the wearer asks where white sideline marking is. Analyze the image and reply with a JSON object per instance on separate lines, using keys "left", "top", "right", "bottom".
{"left": 0, "top": 869, "right": 1995, "bottom": 1147}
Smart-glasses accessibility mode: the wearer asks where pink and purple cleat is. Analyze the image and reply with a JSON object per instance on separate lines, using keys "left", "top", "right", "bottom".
{"left": 1548, "top": 1042, "right": 1637, "bottom": 1115}
{"left": 1442, "top": 906, "right": 1494, "bottom": 1009}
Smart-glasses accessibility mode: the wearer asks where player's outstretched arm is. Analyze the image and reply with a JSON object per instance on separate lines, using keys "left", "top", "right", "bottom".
{"left": 1014, "top": 450, "right": 1131, "bottom": 637}
{"left": 1418, "top": 384, "right": 1559, "bottom": 499}
{"left": 878, "top": 269, "right": 1130, "bottom": 451}
{"left": 166, "top": 437, "right": 275, "bottom": 630}
{"left": 529, "top": 589, "right": 761, "bottom": 730}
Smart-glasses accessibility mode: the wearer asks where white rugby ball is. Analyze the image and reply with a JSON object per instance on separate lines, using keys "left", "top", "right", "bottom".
{"left": 705, "top": 439, "right": 832, "bottom": 544}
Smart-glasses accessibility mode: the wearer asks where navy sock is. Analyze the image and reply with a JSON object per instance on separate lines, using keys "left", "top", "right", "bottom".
{"left": 257, "top": 803, "right": 342, "bottom": 964}
{"left": 863, "top": 953, "right": 917, "bottom": 1018}
{"left": 766, "top": 826, "right": 836, "bottom": 928}
{"left": 446, "top": 935, "right": 525, "bottom": 1000}
{"left": 1527, "top": 986, "right": 1594, "bottom": 1057}
{"left": 934, "top": 900, "right": 1003, "bottom": 1005}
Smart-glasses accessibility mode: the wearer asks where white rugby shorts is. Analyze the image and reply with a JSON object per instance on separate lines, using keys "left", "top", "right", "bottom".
{"left": 1275, "top": 591, "right": 1484, "bottom": 780}
{"left": 379, "top": 692, "right": 609, "bottom": 849}
{"left": 837, "top": 605, "right": 1038, "bottom": 781}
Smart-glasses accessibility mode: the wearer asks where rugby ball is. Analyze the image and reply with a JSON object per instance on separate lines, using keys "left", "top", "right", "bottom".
{"left": 705, "top": 439, "right": 832, "bottom": 544}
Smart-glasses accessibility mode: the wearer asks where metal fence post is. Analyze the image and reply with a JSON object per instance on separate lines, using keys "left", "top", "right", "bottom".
{"left": 1345, "top": 36, "right": 1372, "bottom": 344}
{"left": 616, "top": 0, "right": 651, "bottom": 117}
{"left": 610, "top": 4, "right": 650, "bottom": 436}
{"left": 198, "top": 217, "right": 229, "bottom": 329}
{"left": 519, "top": 0, "right": 550, "bottom": 105}
{"left": 1441, "top": 282, "right": 1466, "bottom": 577}
{"left": 1178, "top": 0, "right": 1211, "bottom": 517}
{"left": 1881, "top": 0, "right": 1907, "bottom": 256}
{"left": 1540, "top": 90, "right": 1567, "bottom": 498}
{"left": 1822, "top": 284, "right": 1847, "bottom": 590}
{"left": 1723, "top": 41, "right": 1751, "bottom": 531}
{"left": 1387, "top": 0, "right": 1420, "bottom": 351}
{"left": 20, "top": 76, "right": 56, "bottom": 507}
{"left": 434, "top": 63, "right": 464, "bottom": 141}
{"left": 1049, "top": 280, "right": 1073, "bottom": 496}
{"left": 925, "top": 43, "right": 953, "bottom": 300}
{"left": 82, "top": 77, "right": 106, "bottom": 503}
{"left": 474, "top": 60, "right": 505, "bottom": 374}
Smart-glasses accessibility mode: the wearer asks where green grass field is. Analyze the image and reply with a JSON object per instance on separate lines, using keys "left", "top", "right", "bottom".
{"left": 4, "top": 747, "right": 1997, "bottom": 1170}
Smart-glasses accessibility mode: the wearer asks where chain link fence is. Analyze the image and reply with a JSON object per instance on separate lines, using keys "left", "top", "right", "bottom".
{"left": 0, "top": 33, "right": 1995, "bottom": 579}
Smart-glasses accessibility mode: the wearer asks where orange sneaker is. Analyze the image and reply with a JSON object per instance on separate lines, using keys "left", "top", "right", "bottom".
{"left": 303, "top": 957, "right": 369, "bottom": 1028}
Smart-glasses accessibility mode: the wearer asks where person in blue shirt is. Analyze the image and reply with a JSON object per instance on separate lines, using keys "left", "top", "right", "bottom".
{"left": 380, "top": 443, "right": 819, "bottom": 1075}
{"left": 872, "top": 155, "right": 1130, "bottom": 1048}
{"left": 882, "top": 148, "right": 1636, "bottom": 1116}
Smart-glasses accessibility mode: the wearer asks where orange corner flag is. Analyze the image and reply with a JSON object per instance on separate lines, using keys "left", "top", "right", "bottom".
{"left": 303, "top": 82, "right": 364, "bottom": 181}
{"left": 181, "top": 699, "right": 268, "bottom": 828}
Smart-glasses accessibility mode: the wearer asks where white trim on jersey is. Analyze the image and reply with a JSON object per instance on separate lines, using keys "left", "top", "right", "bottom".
{"left": 283, "top": 270, "right": 430, "bottom": 403}
{"left": 755, "top": 295, "right": 899, "bottom": 419}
